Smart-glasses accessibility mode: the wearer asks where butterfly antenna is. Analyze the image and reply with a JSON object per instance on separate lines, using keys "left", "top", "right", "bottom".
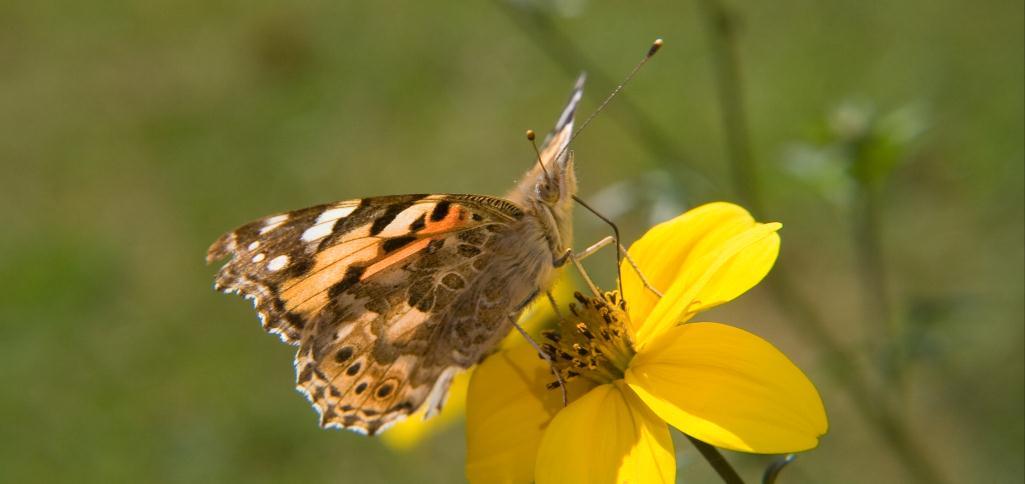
{"left": 526, "top": 129, "right": 552, "bottom": 180}
{"left": 554, "top": 38, "right": 663, "bottom": 163}
{"left": 565, "top": 38, "right": 663, "bottom": 297}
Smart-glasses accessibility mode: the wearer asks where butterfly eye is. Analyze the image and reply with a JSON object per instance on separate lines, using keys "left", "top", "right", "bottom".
{"left": 537, "top": 180, "right": 560, "bottom": 203}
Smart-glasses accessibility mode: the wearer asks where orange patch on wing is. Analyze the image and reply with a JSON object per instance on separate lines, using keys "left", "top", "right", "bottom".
{"left": 361, "top": 238, "right": 432, "bottom": 281}
{"left": 419, "top": 206, "right": 468, "bottom": 236}
{"left": 282, "top": 239, "right": 379, "bottom": 314}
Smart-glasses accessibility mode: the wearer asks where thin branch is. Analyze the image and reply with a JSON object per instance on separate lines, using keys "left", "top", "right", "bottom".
{"left": 693, "top": 1, "right": 947, "bottom": 483}
{"left": 695, "top": 0, "right": 761, "bottom": 209}
{"left": 762, "top": 454, "right": 796, "bottom": 484}
{"left": 686, "top": 434, "right": 746, "bottom": 484}
{"left": 852, "top": 176, "right": 906, "bottom": 401}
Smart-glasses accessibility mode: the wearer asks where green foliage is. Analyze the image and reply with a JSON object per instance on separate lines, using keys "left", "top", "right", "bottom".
{"left": 0, "top": 0, "right": 1021, "bottom": 483}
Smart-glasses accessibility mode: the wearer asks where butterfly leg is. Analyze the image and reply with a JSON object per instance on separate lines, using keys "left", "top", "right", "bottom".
{"left": 553, "top": 237, "right": 662, "bottom": 299}
{"left": 574, "top": 235, "right": 615, "bottom": 261}
{"left": 567, "top": 235, "right": 664, "bottom": 298}
{"left": 552, "top": 247, "right": 573, "bottom": 267}
{"left": 569, "top": 253, "right": 603, "bottom": 297}
{"left": 618, "top": 244, "right": 663, "bottom": 297}
{"left": 545, "top": 290, "right": 569, "bottom": 325}
{"left": 572, "top": 194, "right": 625, "bottom": 293}
{"left": 551, "top": 248, "right": 599, "bottom": 296}
{"left": 510, "top": 315, "right": 568, "bottom": 406}
{"left": 509, "top": 291, "right": 568, "bottom": 405}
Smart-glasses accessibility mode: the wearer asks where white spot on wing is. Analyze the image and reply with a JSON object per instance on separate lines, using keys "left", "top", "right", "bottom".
{"left": 248, "top": 241, "right": 260, "bottom": 251}
{"left": 302, "top": 205, "right": 357, "bottom": 242}
{"left": 252, "top": 253, "right": 266, "bottom": 263}
{"left": 424, "top": 367, "right": 459, "bottom": 419}
{"left": 386, "top": 308, "right": 430, "bottom": 341}
{"left": 379, "top": 205, "right": 433, "bottom": 237}
{"left": 267, "top": 255, "right": 289, "bottom": 271}
{"left": 319, "top": 205, "right": 357, "bottom": 222}
{"left": 301, "top": 223, "right": 334, "bottom": 242}
{"left": 260, "top": 214, "right": 289, "bottom": 234}
{"left": 335, "top": 312, "right": 375, "bottom": 342}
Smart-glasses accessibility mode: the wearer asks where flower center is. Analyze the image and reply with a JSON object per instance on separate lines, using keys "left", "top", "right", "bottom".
{"left": 541, "top": 291, "right": 636, "bottom": 389}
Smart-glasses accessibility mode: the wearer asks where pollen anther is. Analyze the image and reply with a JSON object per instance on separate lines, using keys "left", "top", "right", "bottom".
{"left": 541, "top": 291, "right": 636, "bottom": 387}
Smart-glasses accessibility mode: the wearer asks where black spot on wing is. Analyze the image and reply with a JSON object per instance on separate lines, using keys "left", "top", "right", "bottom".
{"left": 285, "top": 255, "right": 313, "bottom": 278}
{"left": 457, "top": 244, "right": 482, "bottom": 258}
{"left": 389, "top": 401, "right": 415, "bottom": 413}
{"left": 409, "top": 213, "right": 426, "bottom": 232}
{"left": 298, "top": 363, "right": 314, "bottom": 383}
{"left": 426, "top": 239, "right": 445, "bottom": 254}
{"left": 318, "top": 199, "right": 370, "bottom": 250}
{"left": 334, "top": 346, "right": 354, "bottom": 363}
{"left": 441, "top": 273, "right": 465, "bottom": 290}
{"left": 369, "top": 195, "right": 427, "bottom": 236}
{"left": 328, "top": 266, "right": 366, "bottom": 299}
{"left": 414, "top": 291, "right": 435, "bottom": 312}
{"left": 407, "top": 279, "right": 433, "bottom": 308}
{"left": 284, "top": 311, "right": 306, "bottom": 330}
{"left": 430, "top": 201, "right": 451, "bottom": 222}
{"left": 382, "top": 236, "right": 416, "bottom": 253}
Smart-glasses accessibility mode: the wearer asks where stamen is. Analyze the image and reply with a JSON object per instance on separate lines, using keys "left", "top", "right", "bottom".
{"left": 539, "top": 290, "right": 636, "bottom": 387}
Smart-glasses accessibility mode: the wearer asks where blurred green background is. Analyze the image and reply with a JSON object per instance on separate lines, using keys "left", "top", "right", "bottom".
{"left": 1, "top": 0, "right": 1021, "bottom": 482}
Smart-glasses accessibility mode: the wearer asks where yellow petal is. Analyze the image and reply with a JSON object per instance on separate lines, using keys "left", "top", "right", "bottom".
{"left": 379, "top": 369, "right": 471, "bottom": 451}
{"left": 621, "top": 203, "right": 773, "bottom": 338}
{"left": 535, "top": 382, "right": 675, "bottom": 484}
{"left": 625, "top": 323, "right": 828, "bottom": 453}
{"left": 466, "top": 342, "right": 591, "bottom": 483}
{"left": 633, "top": 212, "right": 781, "bottom": 347}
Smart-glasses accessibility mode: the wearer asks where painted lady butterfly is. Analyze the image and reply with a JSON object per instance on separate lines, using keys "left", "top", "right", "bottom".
{"left": 207, "top": 76, "right": 585, "bottom": 435}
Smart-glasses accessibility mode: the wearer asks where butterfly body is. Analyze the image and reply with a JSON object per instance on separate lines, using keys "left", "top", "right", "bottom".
{"left": 207, "top": 76, "right": 584, "bottom": 435}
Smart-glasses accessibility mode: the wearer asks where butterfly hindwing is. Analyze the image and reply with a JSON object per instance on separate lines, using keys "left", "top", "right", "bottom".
{"left": 294, "top": 222, "right": 506, "bottom": 434}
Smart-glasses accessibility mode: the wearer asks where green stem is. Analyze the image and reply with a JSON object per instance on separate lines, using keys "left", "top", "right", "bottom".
{"left": 694, "top": 1, "right": 945, "bottom": 483}
{"left": 695, "top": 0, "right": 761, "bottom": 209}
{"left": 853, "top": 177, "right": 905, "bottom": 401}
{"left": 686, "top": 434, "right": 746, "bottom": 484}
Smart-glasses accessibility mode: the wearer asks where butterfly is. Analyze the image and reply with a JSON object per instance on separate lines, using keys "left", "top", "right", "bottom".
{"left": 206, "top": 75, "right": 585, "bottom": 435}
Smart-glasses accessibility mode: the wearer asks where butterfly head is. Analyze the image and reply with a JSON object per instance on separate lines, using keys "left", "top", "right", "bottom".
{"left": 514, "top": 74, "right": 585, "bottom": 213}
{"left": 532, "top": 149, "right": 576, "bottom": 208}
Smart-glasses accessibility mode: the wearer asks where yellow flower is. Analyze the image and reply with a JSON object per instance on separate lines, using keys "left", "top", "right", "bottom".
{"left": 465, "top": 202, "right": 828, "bottom": 483}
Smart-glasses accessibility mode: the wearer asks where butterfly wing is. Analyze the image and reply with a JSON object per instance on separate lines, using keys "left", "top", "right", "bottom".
{"left": 207, "top": 75, "right": 586, "bottom": 435}
{"left": 537, "top": 72, "right": 584, "bottom": 166}
{"left": 208, "top": 194, "right": 525, "bottom": 434}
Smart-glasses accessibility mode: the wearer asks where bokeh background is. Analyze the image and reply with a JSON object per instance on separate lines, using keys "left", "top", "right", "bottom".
{"left": 2, "top": 0, "right": 1021, "bottom": 482}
